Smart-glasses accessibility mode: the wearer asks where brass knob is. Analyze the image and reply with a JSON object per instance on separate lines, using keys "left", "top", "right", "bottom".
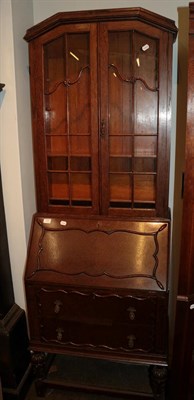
{"left": 127, "top": 334, "right": 136, "bottom": 349}
{"left": 127, "top": 306, "right": 136, "bottom": 321}
{"left": 54, "top": 300, "right": 62, "bottom": 314}
{"left": 56, "top": 327, "right": 64, "bottom": 341}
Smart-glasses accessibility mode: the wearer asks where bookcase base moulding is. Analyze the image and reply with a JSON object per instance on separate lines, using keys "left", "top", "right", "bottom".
{"left": 25, "top": 214, "right": 170, "bottom": 399}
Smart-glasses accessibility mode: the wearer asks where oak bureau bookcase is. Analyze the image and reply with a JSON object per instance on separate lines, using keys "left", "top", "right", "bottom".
{"left": 24, "top": 7, "right": 177, "bottom": 399}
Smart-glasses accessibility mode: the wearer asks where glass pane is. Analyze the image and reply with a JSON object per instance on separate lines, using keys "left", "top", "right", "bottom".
{"left": 67, "top": 34, "right": 90, "bottom": 135}
{"left": 43, "top": 28, "right": 97, "bottom": 211}
{"left": 71, "top": 173, "right": 91, "bottom": 200}
{"left": 46, "top": 136, "right": 68, "bottom": 155}
{"left": 48, "top": 173, "right": 69, "bottom": 201}
{"left": 133, "top": 157, "right": 156, "bottom": 173}
{"left": 48, "top": 156, "right": 68, "bottom": 171}
{"left": 70, "top": 136, "right": 91, "bottom": 155}
{"left": 134, "top": 82, "right": 158, "bottom": 135}
{"left": 134, "top": 136, "right": 157, "bottom": 157}
{"left": 67, "top": 33, "right": 89, "bottom": 78}
{"left": 110, "top": 157, "right": 132, "bottom": 172}
{"left": 45, "top": 86, "right": 67, "bottom": 135}
{"left": 70, "top": 157, "right": 91, "bottom": 172}
{"left": 108, "top": 32, "right": 133, "bottom": 135}
{"left": 109, "top": 136, "right": 132, "bottom": 156}
{"left": 109, "top": 174, "right": 132, "bottom": 201}
{"left": 44, "top": 33, "right": 91, "bottom": 136}
{"left": 134, "top": 32, "right": 158, "bottom": 89}
{"left": 106, "top": 30, "right": 159, "bottom": 212}
{"left": 44, "top": 37, "right": 67, "bottom": 135}
{"left": 44, "top": 36, "right": 65, "bottom": 89}
{"left": 68, "top": 71, "right": 90, "bottom": 134}
{"left": 134, "top": 175, "right": 156, "bottom": 203}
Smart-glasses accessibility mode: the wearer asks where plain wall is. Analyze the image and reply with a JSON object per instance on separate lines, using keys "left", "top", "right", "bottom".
{"left": 0, "top": 0, "right": 35, "bottom": 308}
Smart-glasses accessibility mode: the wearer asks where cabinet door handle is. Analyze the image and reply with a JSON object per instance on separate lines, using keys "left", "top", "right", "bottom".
{"left": 127, "top": 334, "right": 136, "bottom": 349}
{"left": 54, "top": 300, "right": 63, "bottom": 314}
{"left": 127, "top": 306, "right": 136, "bottom": 321}
{"left": 56, "top": 327, "right": 64, "bottom": 341}
{"left": 100, "top": 120, "right": 106, "bottom": 137}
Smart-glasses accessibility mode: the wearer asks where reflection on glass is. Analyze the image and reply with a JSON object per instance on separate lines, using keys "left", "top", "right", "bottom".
{"left": 48, "top": 173, "right": 69, "bottom": 200}
{"left": 47, "top": 156, "right": 68, "bottom": 171}
{"left": 108, "top": 30, "right": 158, "bottom": 210}
{"left": 110, "top": 157, "right": 132, "bottom": 172}
{"left": 71, "top": 173, "right": 91, "bottom": 200}
{"left": 134, "top": 175, "right": 156, "bottom": 202}
{"left": 44, "top": 33, "right": 92, "bottom": 207}
{"left": 70, "top": 157, "right": 91, "bottom": 171}
{"left": 110, "top": 174, "right": 132, "bottom": 202}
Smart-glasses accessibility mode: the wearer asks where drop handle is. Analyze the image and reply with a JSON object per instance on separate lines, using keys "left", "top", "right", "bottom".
{"left": 127, "top": 334, "right": 136, "bottom": 349}
{"left": 100, "top": 120, "right": 106, "bottom": 138}
{"left": 127, "top": 306, "right": 136, "bottom": 321}
{"left": 56, "top": 327, "right": 64, "bottom": 341}
{"left": 54, "top": 299, "right": 63, "bottom": 314}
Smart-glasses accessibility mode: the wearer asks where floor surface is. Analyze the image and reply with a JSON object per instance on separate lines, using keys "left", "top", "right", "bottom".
{"left": 24, "top": 355, "right": 153, "bottom": 400}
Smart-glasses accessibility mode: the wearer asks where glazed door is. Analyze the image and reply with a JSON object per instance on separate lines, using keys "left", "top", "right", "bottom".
{"left": 99, "top": 21, "right": 171, "bottom": 217}
{"left": 30, "top": 23, "right": 99, "bottom": 214}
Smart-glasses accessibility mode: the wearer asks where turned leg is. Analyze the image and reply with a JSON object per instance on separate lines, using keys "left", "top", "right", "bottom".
{"left": 149, "top": 365, "right": 168, "bottom": 400}
{"left": 31, "top": 351, "right": 47, "bottom": 397}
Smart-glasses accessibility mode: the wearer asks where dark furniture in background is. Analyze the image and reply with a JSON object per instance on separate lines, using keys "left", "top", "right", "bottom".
{"left": 172, "top": 3, "right": 194, "bottom": 399}
{"left": 0, "top": 86, "right": 30, "bottom": 399}
{"left": 0, "top": 169, "right": 30, "bottom": 399}
{"left": 24, "top": 7, "right": 177, "bottom": 400}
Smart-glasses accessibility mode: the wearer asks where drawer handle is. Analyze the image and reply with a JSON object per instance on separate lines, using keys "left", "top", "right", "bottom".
{"left": 56, "top": 327, "right": 64, "bottom": 341}
{"left": 100, "top": 120, "right": 106, "bottom": 138}
{"left": 54, "top": 300, "right": 63, "bottom": 314}
{"left": 127, "top": 307, "right": 136, "bottom": 321}
{"left": 127, "top": 334, "right": 136, "bottom": 349}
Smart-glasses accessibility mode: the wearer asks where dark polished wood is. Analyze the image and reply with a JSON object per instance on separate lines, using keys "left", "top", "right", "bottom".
{"left": 24, "top": 7, "right": 177, "bottom": 399}
{"left": 24, "top": 7, "right": 177, "bottom": 43}
{"left": 24, "top": 7, "right": 177, "bottom": 218}
{"left": 171, "top": 3, "right": 194, "bottom": 399}
{"left": 0, "top": 304, "right": 30, "bottom": 391}
{"left": 25, "top": 213, "right": 170, "bottom": 399}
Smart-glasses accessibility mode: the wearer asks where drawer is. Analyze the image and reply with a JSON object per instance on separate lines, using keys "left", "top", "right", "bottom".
{"left": 32, "top": 287, "right": 168, "bottom": 355}
{"left": 40, "top": 318, "right": 155, "bottom": 353}
{"left": 38, "top": 288, "right": 161, "bottom": 326}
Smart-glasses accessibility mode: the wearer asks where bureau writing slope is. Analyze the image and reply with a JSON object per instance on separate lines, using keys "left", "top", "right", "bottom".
{"left": 24, "top": 7, "right": 177, "bottom": 400}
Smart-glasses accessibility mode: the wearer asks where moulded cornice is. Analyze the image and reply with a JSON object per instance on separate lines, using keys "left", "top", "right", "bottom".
{"left": 24, "top": 7, "right": 178, "bottom": 42}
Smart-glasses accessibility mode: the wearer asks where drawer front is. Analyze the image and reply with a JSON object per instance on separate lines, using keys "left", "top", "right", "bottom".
{"left": 38, "top": 288, "right": 158, "bottom": 326}
{"left": 34, "top": 287, "right": 167, "bottom": 355}
{"left": 40, "top": 318, "right": 155, "bottom": 353}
